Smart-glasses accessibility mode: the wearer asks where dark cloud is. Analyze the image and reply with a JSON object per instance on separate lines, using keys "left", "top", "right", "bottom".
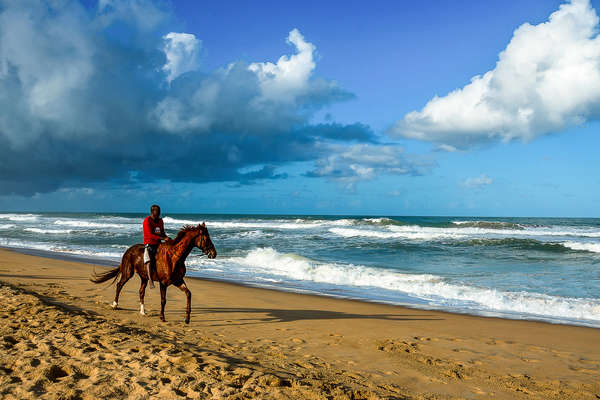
{"left": 0, "top": 0, "right": 420, "bottom": 196}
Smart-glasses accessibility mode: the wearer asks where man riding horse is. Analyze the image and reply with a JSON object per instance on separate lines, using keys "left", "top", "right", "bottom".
{"left": 143, "top": 204, "right": 170, "bottom": 289}
{"left": 91, "top": 219, "right": 217, "bottom": 324}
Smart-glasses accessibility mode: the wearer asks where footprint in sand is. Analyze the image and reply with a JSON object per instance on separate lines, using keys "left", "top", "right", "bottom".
{"left": 43, "top": 364, "right": 69, "bottom": 382}
{"left": 376, "top": 339, "right": 420, "bottom": 354}
{"left": 3, "top": 335, "right": 18, "bottom": 349}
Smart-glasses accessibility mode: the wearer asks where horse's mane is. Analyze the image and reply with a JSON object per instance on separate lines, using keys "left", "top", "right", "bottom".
{"left": 172, "top": 225, "right": 202, "bottom": 245}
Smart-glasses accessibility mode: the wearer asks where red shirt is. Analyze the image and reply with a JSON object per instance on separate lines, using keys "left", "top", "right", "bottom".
{"left": 143, "top": 216, "right": 165, "bottom": 245}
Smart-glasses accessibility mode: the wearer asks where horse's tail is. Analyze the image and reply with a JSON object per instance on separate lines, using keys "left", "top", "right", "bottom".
{"left": 90, "top": 265, "right": 121, "bottom": 285}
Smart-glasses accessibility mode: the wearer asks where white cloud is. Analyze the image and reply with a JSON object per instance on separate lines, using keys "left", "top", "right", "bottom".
{"left": 462, "top": 174, "right": 493, "bottom": 188}
{"left": 248, "top": 28, "right": 316, "bottom": 103}
{"left": 153, "top": 29, "right": 350, "bottom": 134}
{"left": 162, "top": 32, "right": 201, "bottom": 83}
{"left": 306, "top": 144, "right": 431, "bottom": 190}
{"left": 391, "top": 0, "right": 600, "bottom": 148}
{"left": 435, "top": 144, "right": 459, "bottom": 152}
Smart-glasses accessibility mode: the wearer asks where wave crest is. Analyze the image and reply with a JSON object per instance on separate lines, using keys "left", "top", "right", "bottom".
{"left": 25, "top": 228, "right": 74, "bottom": 235}
{"left": 562, "top": 241, "right": 600, "bottom": 253}
{"left": 0, "top": 213, "right": 39, "bottom": 222}
{"left": 210, "top": 247, "right": 600, "bottom": 324}
{"left": 362, "top": 217, "right": 405, "bottom": 226}
{"left": 54, "top": 220, "right": 132, "bottom": 229}
{"left": 452, "top": 220, "right": 525, "bottom": 230}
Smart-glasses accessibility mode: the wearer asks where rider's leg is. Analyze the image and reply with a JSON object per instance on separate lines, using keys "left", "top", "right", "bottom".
{"left": 145, "top": 261, "right": 155, "bottom": 289}
{"left": 144, "top": 245, "right": 155, "bottom": 289}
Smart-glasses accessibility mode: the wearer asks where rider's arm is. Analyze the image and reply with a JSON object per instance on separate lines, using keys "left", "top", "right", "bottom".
{"left": 159, "top": 220, "right": 169, "bottom": 240}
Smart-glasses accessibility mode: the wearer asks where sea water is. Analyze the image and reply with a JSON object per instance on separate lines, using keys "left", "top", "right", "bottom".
{"left": 1, "top": 212, "right": 599, "bottom": 327}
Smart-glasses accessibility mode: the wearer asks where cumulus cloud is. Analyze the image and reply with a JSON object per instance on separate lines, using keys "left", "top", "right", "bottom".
{"left": 462, "top": 174, "right": 493, "bottom": 188}
{"left": 248, "top": 28, "right": 315, "bottom": 103}
{"left": 0, "top": 0, "right": 382, "bottom": 196}
{"left": 162, "top": 32, "right": 201, "bottom": 83}
{"left": 391, "top": 0, "right": 600, "bottom": 148}
{"left": 152, "top": 29, "right": 351, "bottom": 135}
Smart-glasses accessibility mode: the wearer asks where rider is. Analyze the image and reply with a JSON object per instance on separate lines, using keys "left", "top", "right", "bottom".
{"left": 143, "top": 204, "right": 170, "bottom": 289}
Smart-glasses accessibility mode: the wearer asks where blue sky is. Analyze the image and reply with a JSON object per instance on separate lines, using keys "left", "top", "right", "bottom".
{"left": 1, "top": 0, "right": 599, "bottom": 216}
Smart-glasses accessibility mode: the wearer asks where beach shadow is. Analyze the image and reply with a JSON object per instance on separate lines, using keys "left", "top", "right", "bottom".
{"left": 197, "top": 307, "right": 444, "bottom": 326}
{"left": 0, "top": 273, "right": 89, "bottom": 281}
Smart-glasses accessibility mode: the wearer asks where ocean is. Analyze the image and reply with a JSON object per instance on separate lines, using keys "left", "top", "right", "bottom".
{"left": 1, "top": 212, "right": 599, "bottom": 327}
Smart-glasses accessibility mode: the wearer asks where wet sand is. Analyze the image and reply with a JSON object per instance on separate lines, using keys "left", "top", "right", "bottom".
{"left": 0, "top": 248, "right": 599, "bottom": 399}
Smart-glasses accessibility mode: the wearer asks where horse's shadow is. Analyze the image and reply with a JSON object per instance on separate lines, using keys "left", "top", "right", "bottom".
{"left": 196, "top": 307, "right": 443, "bottom": 326}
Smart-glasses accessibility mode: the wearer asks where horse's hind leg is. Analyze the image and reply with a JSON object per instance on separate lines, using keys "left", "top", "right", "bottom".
{"left": 159, "top": 283, "right": 167, "bottom": 322}
{"left": 176, "top": 280, "right": 192, "bottom": 324}
{"left": 139, "top": 278, "right": 148, "bottom": 315}
{"left": 112, "top": 264, "right": 134, "bottom": 309}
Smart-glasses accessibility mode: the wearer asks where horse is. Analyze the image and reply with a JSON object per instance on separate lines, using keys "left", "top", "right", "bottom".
{"left": 90, "top": 223, "right": 217, "bottom": 324}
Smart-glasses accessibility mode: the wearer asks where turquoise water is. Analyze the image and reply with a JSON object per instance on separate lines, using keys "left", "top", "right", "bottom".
{"left": 1, "top": 212, "right": 599, "bottom": 327}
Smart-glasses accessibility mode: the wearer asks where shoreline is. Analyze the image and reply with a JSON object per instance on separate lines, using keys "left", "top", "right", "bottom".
{"left": 1, "top": 247, "right": 599, "bottom": 399}
{"left": 3, "top": 244, "right": 599, "bottom": 329}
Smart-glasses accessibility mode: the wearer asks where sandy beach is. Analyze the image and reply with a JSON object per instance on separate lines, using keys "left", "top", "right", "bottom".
{"left": 0, "top": 248, "right": 599, "bottom": 399}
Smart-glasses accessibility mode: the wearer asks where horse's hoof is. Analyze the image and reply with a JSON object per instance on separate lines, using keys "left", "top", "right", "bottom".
{"left": 184, "top": 318, "right": 190, "bottom": 324}
{"left": 140, "top": 311, "right": 146, "bottom": 316}
{"left": 160, "top": 317, "right": 165, "bottom": 322}
{"left": 111, "top": 301, "right": 118, "bottom": 309}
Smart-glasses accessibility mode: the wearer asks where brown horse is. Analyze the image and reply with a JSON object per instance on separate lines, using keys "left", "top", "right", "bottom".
{"left": 90, "top": 223, "right": 217, "bottom": 323}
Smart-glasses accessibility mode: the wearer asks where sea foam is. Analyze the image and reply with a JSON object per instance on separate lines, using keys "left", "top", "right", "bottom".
{"left": 54, "top": 220, "right": 133, "bottom": 229}
{"left": 25, "top": 228, "right": 74, "bottom": 234}
{"left": 329, "top": 227, "right": 466, "bottom": 240}
{"left": 208, "top": 247, "right": 600, "bottom": 324}
{"left": 329, "top": 224, "right": 600, "bottom": 241}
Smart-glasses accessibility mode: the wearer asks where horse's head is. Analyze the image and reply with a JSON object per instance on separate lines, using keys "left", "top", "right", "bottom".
{"left": 195, "top": 222, "right": 217, "bottom": 259}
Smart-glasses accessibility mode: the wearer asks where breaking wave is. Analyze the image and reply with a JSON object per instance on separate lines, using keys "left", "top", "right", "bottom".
{"left": 25, "top": 228, "right": 74, "bottom": 235}
{"left": 329, "top": 227, "right": 464, "bottom": 241}
{"left": 54, "top": 220, "right": 133, "bottom": 229}
{"left": 562, "top": 241, "right": 600, "bottom": 253}
{"left": 0, "top": 213, "right": 39, "bottom": 222}
{"left": 204, "top": 247, "right": 600, "bottom": 324}
{"left": 330, "top": 224, "right": 600, "bottom": 240}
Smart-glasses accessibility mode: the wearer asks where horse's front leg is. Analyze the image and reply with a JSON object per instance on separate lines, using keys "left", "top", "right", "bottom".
{"left": 177, "top": 280, "right": 192, "bottom": 324}
{"left": 159, "top": 283, "right": 167, "bottom": 322}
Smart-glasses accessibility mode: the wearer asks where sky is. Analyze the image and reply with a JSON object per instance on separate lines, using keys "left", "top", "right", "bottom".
{"left": 1, "top": 0, "right": 599, "bottom": 217}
